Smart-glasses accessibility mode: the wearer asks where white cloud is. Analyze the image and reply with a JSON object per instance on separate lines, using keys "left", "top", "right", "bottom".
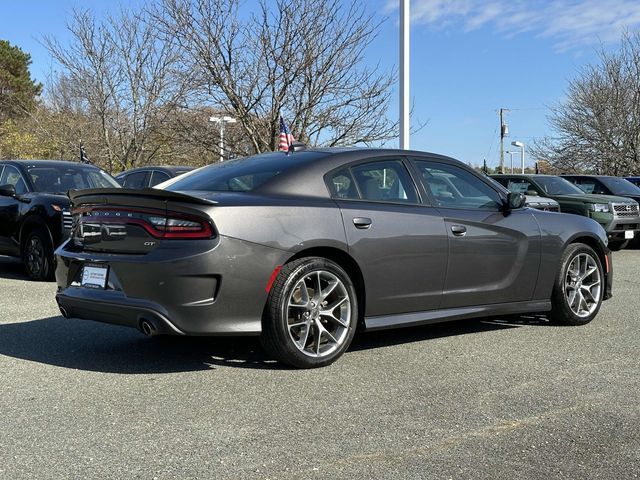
{"left": 395, "top": 0, "right": 640, "bottom": 50}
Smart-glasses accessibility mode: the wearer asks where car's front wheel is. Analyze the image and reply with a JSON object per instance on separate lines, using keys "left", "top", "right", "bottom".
{"left": 22, "top": 227, "right": 55, "bottom": 281}
{"left": 261, "top": 257, "right": 358, "bottom": 368}
{"left": 549, "top": 243, "right": 604, "bottom": 326}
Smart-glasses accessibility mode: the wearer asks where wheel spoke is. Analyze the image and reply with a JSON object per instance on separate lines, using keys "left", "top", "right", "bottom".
{"left": 320, "top": 310, "right": 349, "bottom": 328}
{"left": 295, "top": 323, "right": 311, "bottom": 349}
{"left": 320, "top": 280, "right": 339, "bottom": 302}
{"left": 324, "top": 296, "right": 348, "bottom": 312}
{"left": 567, "top": 289, "right": 578, "bottom": 310}
{"left": 580, "top": 266, "right": 597, "bottom": 281}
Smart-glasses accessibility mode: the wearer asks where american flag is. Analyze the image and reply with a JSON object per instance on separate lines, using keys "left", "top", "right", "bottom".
{"left": 278, "top": 116, "right": 295, "bottom": 152}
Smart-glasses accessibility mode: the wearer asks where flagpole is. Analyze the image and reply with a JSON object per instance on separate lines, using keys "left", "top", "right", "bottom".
{"left": 399, "top": 0, "right": 410, "bottom": 150}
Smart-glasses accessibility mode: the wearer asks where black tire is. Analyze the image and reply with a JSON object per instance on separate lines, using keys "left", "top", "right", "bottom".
{"left": 22, "top": 227, "right": 55, "bottom": 281}
{"left": 549, "top": 243, "right": 604, "bottom": 326}
{"left": 608, "top": 239, "right": 628, "bottom": 251}
{"left": 260, "top": 257, "right": 358, "bottom": 368}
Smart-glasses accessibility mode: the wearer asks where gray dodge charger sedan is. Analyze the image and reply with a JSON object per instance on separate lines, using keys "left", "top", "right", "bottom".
{"left": 55, "top": 148, "right": 613, "bottom": 368}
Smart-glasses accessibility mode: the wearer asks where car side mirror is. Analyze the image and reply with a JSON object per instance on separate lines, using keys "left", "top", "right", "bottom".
{"left": 0, "top": 184, "right": 16, "bottom": 197}
{"left": 506, "top": 192, "right": 526, "bottom": 210}
{"left": 526, "top": 190, "right": 538, "bottom": 196}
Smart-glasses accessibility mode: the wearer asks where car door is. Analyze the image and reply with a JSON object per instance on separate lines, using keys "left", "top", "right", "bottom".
{"left": 327, "top": 158, "right": 448, "bottom": 316}
{"left": 411, "top": 159, "right": 541, "bottom": 309}
{"left": 0, "top": 165, "right": 28, "bottom": 255}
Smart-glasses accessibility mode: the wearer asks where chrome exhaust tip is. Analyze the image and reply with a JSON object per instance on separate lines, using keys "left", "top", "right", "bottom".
{"left": 140, "top": 319, "right": 157, "bottom": 337}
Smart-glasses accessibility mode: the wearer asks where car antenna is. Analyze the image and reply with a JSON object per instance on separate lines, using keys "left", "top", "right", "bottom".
{"left": 287, "top": 142, "right": 308, "bottom": 154}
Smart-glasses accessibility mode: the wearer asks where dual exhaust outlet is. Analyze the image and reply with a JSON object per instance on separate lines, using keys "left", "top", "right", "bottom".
{"left": 58, "top": 300, "right": 159, "bottom": 337}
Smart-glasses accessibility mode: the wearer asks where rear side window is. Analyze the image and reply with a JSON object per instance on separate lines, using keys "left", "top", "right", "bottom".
{"left": 123, "top": 171, "right": 149, "bottom": 189}
{"left": 327, "top": 160, "right": 419, "bottom": 204}
{"left": 327, "top": 168, "right": 359, "bottom": 199}
{"left": 150, "top": 171, "right": 171, "bottom": 187}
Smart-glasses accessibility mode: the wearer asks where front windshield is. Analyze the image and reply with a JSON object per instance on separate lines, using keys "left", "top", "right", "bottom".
{"left": 600, "top": 177, "right": 640, "bottom": 196}
{"left": 534, "top": 176, "right": 585, "bottom": 195}
{"left": 26, "top": 165, "right": 120, "bottom": 193}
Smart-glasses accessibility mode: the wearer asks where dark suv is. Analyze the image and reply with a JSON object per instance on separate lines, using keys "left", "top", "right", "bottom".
{"left": 492, "top": 174, "right": 640, "bottom": 250}
{"left": 0, "top": 160, "right": 119, "bottom": 280}
{"left": 561, "top": 175, "right": 640, "bottom": 204}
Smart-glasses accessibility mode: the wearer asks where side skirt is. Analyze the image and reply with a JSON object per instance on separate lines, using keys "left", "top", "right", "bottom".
{"left": 364, "top": 300, "right": 551, "bottom": 331}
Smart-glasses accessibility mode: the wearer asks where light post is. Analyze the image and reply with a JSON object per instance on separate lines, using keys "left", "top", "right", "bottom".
{"left": 511, "top": 140, "right": 525, "bottom": 173}
{"left": 505, "top": 150, "right": 515, "bottom": 173}
{"left": 399, "top": 0, "right": 409, "bottom": 149}
{"left": 209, "top": 115, "right": 236, "bottom": 162}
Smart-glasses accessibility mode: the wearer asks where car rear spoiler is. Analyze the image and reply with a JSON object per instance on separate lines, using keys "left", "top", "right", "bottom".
{"left": 68, "top": 188, "right": 217, "bottom": 206}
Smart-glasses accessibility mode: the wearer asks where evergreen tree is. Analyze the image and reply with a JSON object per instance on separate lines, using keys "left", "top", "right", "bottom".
{"left": 0, "top": 40, "right": 42, "bottom": 123}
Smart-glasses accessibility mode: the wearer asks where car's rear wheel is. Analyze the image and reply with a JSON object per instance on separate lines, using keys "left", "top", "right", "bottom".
{"left": 608, "top": 239, "right": 628, "bottom": 251}
{"left": 22, "top": 227, "right": 54, "bottom": 281}
{"left": 549, "top": 243, "right": 603, "bottom": 326}
{"left": 261, "top": 257, "right": 358, "bottom": 368}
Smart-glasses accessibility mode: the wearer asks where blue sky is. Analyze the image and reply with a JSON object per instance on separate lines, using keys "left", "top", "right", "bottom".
{"left": 1, "top": 0, "right": 639, "bottom": 168}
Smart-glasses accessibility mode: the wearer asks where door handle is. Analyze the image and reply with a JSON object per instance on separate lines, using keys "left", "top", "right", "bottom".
{"left": 353, "top": 217, "right": 372, "bottom": 229}
{"left": 451, "top": 224, "right": 467, "bottom": 236}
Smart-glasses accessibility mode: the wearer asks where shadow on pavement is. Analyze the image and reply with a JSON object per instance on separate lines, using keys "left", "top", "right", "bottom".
{"left": 350, "top": 315, "right": 547, "bottom": 351}
{"left": 0, "top": 314, "right": 548, "bottom": 373}
{"left": 0, "top": 316, "right": 282, "bottom": 374}
{"left": 0, "top": 256, "right": 29, "bottom": 281}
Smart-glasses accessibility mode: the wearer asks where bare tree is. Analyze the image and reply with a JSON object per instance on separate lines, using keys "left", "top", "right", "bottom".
{"left": 534, "top": 32, "right": 640, "bottom": 175}
{"left": 43, "top": 8, "right": 187, "bottom": 172}
{"left": 154, "top": 0, "right": 395, "bottom": 154}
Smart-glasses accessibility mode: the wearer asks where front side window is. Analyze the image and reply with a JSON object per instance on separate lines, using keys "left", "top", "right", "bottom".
{"left": 0, "top": 165, "right": 28, "bottom": 194}
{"left": 349, "top": 160, "right": 419, "bottom": 203}
{"left": 413, "top": 161, "right": 502, "bottom": 210}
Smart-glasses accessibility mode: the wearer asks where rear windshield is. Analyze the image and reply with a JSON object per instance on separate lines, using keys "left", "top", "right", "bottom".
{"left": 26, "top": 165, "right": 119, "bottom": 193}
{"left": 534, "top": 176, "right": 584, "bottom": 195}
{"left": 165, "top": 152, "right": 327, "bottom": 192}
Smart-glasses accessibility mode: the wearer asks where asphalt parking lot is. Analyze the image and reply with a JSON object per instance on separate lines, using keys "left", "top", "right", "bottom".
{"left": 0, "top": 252, "right": 638, "bottom": 480}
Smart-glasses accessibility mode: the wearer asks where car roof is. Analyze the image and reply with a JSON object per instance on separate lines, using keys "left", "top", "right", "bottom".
{"left": 116, "top": 165, "right": 195, "bottom": 176}
{"left": 176, "top": 147, "right": 489, "bottom": 198}
{"left": 0, "top": 159, "right": 101, "bottom": 169}
{"left": 561, "top": 174, "right": 629, "bottom": 179}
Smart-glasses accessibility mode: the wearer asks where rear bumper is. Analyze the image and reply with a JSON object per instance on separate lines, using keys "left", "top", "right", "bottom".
{"left": 56, "top": 288, "right": 185, "bottom": 335}
{"left": 54, "top": 235, "right": 287, "bottom": 336}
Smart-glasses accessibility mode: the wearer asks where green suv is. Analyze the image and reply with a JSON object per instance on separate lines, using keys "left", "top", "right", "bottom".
{"left": 492, "top": 174, "right": 640, "bottom": 250}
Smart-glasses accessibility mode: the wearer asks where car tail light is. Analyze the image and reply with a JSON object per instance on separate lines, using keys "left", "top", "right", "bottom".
{"left": 147, "top": 215, "right": 214, "bottom": 238}
{"left": 75, "top": 207, "right": 215, "bottom": 240}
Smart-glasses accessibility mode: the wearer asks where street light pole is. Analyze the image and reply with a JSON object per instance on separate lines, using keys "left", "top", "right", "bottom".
{"left": 399, "top": 0, "right": 410, "bottom": 149}
{"left": 511, "top": 140, "right": 525, "bottom": 173}
{"left": 505, "top": 150, "right": 514, "bottom": 173}
{"left": 209, "top": 116, "right": 237, "bottom": 162}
